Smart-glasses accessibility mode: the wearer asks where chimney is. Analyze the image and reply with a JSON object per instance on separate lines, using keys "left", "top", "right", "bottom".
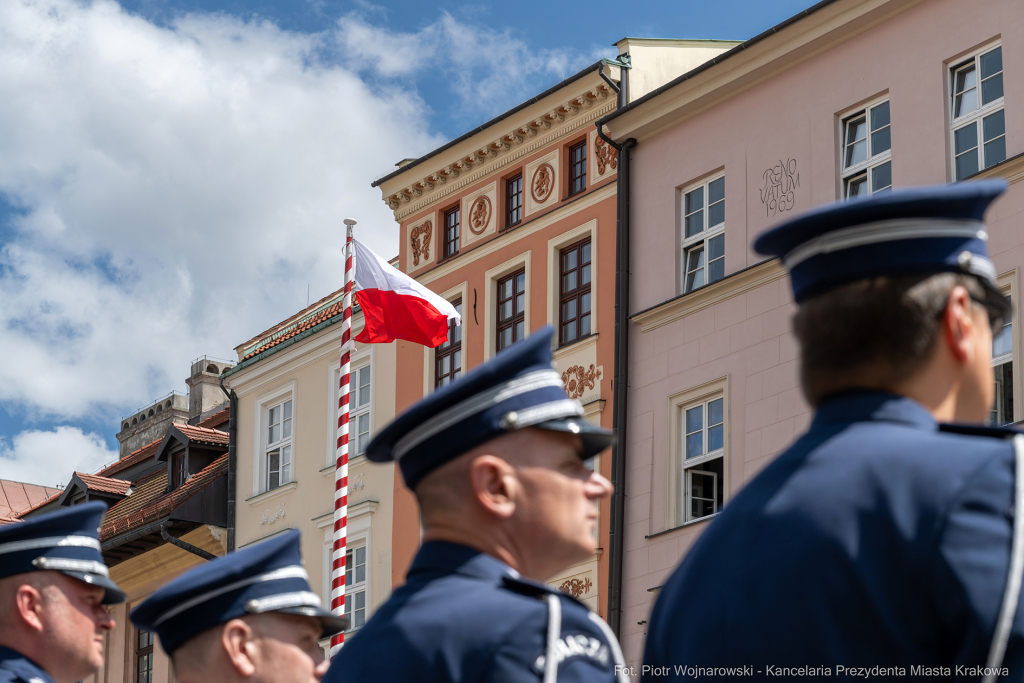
{"left": 186, "top": 357, "right": 234, "bottom": 420}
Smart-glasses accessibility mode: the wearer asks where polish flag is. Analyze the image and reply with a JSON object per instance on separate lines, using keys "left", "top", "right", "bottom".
{"left": 352, "top": 239, "right": 461, "bottom": 347}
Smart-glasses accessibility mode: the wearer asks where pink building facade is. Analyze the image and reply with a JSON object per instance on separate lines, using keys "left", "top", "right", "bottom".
{"left": 603, "top": 0, "right": 1024, "bottom": 667}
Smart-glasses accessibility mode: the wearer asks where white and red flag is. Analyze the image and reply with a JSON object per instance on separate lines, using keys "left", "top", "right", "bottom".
{"left": 331, "top": 230, "right": 459, "bottom": 657}
{"left": 351, "top": 239, "right": 461, "bottom": 347}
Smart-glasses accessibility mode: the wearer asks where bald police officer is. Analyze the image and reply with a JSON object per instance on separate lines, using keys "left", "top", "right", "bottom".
{"left": 0, "top": 501, "right": 125, "bottom": 683}
{"left": 643, "top": 181, "right": 1024, "bottom": 679}
{"left": 327, "top": 326, "right": 628, "bottom": 683}
{"left": 131, "top": 529, "right": 345, "bottom": 683}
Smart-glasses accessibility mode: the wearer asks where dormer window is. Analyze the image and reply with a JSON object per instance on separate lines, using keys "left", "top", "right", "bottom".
{"left": 174, "top": 453, "right": 188, "bottom": 487}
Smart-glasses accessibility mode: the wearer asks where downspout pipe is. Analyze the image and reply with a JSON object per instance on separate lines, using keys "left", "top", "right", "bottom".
{"left": 596, "top": 56, "right": 635, "bottom": 638}
{"left": 218, "top": 375, "right": 238, "bottom": 552}
{"left": 161, "top": 522, "right": 217, "bottom": 561}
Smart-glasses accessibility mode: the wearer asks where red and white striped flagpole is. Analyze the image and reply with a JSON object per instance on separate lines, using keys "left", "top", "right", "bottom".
{"left": 330, "top": 218, "right": 356, "bottom": 657}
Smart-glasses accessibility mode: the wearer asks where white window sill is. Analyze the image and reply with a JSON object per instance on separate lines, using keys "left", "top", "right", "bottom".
{"left": 246, "top": 481, "right": 298, "bottom": 505}
{"left": 320, "top": 454, "right": 367, "bottom": 476}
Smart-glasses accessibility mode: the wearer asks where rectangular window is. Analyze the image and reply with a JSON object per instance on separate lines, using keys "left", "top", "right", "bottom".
{"left": 681, "top": 397, "right": 725, "bottom": 523}
{"left": 681, "top": 176, "right": 725, "bottom": 293}
{"left": 136, "top": 630, "right": 154, "bottom": 683}
{"left": 507, "top": 175, "right": 523, "bottom": 227}
{"left": 351, "top": 365, "right": 372, "bottom": 456}
{"left": 174, "top": 453, "right": 187, "bottom": 487}
{"left": 444, "top": 206, "right": 460, "bottom": 259}
{"left": 559, "top": 239, "right": 592, "bottom": 346}
{"left": 265, "top": 398, "right": 293, "bottom": 491}
{"left": 992, "top": 295, "right": 1014, "bottom": 425}
{"left": 344, "top": 545, "right": 367, "bottom": 631}
{"left": 496, "top": 269, "right": 526, "bottom": 352}
{"left": 952, "top": 45, "right": 1005, "bottom": 180}
{"left": 569, "top": 141, "right": 587, "bottom": 196}
{"left": 841, "top": 99, "right": 892, "bottom": 198}
{"left": 435, "top": 300, "right": 463, "bottom": 388}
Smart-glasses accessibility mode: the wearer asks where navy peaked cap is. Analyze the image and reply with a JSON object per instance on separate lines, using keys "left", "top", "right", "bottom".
{"left": 754, "top": 180, "right": 1010, "bottom": 317}
{"left": 367, "top": 326, "right": 614, "bottom": 489}
{"left": 130, "top": 529, "right": 345, "bottom": 654}
{"left": 0, "top": 500, "right": 125, "bottom": 604}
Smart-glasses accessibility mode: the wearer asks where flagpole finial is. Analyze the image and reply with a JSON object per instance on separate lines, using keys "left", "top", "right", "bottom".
{"left": 343, "top": 218, "right": 357, "bottom": 226}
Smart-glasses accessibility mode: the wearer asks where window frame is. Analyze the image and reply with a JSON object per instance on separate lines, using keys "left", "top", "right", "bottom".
{"left": 173, "top": 452, "right": 188, "bottom": 488}
{"left": 558, "top": 238, "right": 592, "bottom": 347}
{"left": 680, "top": 174, "right": 726, "bottom": 294}
{"left": 443, "top": 205, "right": 460, "bottom": 259}
{"left": 350, "top": 364, "right": 372, "bottom": 458}
{"left": 135, "top": 628, "right": 154, "bottom": 683}
{"left": 343, "top": 542, "right": 369, "bottom": 632}
{"left": 568, "top": 140, "right": 587, "bottom": 197}
{"left": 496, "top": 268, "right": 527, "bottom": 353}
{"left": 668, "top": 378, "right": 729, "bottom": 528}
{"left": 264, "top": 397, "right": 294, "bottom": 492}
{"left": 991, "top": 282, "right": 1015, "bottom": 426}
{"left": 840, "top": 97, "right": 892, "bottom": 198}
{"left": 679, "top": 396, "right": 726, "bottom": 523}
{"left": 506, "top": 174, "right": 523, "bottom": 228}
{"left": 950, "top": 43, "right": 1005, "bottom": 180}
{"left": 434, "top": 299, "right": 463, "bottom": 388}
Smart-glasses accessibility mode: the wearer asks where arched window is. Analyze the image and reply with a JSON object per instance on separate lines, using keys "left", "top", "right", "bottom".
{"left": 122, "top": 422, "right": 130, "bottom": 431}
{"left": 148, "top": 409, "right": 154, "bottom": 418}
{"left": 206, "top": 364, "right": 218, "bottom": 374}
{"left": 166, "top": 400, "right": 172, "bottom": 409}
{"left": 132, "top": 418, "right": 138, "bottom": 426}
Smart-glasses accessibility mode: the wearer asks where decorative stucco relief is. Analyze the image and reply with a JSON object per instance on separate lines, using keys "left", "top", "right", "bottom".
{"left": 260, "top": 503, "right": 286, "bottom": 526}
{"left": 561, "top": 364, "right": 602, "bottom": 400}
{"left": 410, "top": 220, "right": 432, "bottom": 267}
{"left": 469, "top": 196, "right": 491, "bottom": 235}
{"left": 559, "top": 575, "right": 594, "bottom": 599}
{"left": 594, "top": 137, "right": 617, "bottom": 176}
{"left": 531, "top": 163, "right": 555, "bottom": 203}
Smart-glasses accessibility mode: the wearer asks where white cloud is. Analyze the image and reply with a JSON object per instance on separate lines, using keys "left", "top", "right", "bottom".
{"left": 336, "top": 11, "right": 612, "bottom": 123}
{"left": 0, "top": 426, "right": 117, "bottom": 487}
{"left": 0, "top": 0, "right": 442, "bottom": 421}
{"left": 0, "top": 0, "right": 602, "bottom": 485}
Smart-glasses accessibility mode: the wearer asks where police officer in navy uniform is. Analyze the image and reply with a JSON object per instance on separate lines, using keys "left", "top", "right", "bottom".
{"left": 131, "top": 529, "right": 345, "bottom": 683}
{"left": 643, "top": 180, "right": 1024, "bottom": 680}
{"left": 0, "top": 501, "right": 125, "bottom": 683}
{"left": 326, "top": 326, "right": 628, "bottom": 683}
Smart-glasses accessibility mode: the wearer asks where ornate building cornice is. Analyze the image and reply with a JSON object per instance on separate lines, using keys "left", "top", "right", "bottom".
{"left": 386, "top": 85, "right": 616, "bottom": 221}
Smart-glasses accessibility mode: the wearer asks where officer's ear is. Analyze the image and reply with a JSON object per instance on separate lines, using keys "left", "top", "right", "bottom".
{"left": 221, "top": 618, "right": 258, "bottom": 677}
{"left": 12, "top": 582, "right": 47, "bottom": 633}
{"left": 469, "top": 454, "right": 518, "bottom": 520}
{"left": 942, "top": 285, "right": 985, "bottom": 364}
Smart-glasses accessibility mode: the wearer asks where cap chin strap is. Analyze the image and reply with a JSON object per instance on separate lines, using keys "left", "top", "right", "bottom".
{"left": 245, "top": 591, "right": 323, "bottom": 614}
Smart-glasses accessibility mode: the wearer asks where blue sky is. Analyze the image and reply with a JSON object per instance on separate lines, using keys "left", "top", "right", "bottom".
{"left": 0, "top": 0, "right": 814, "bottom": 486}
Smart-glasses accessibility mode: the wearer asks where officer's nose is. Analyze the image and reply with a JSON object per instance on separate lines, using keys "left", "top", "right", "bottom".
{"left": 586, "top": 470, "right": 614, "bottom": 500}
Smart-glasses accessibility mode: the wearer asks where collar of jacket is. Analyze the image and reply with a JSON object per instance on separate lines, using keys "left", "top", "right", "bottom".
{"left": 407, "top": 541, "right": 519, "bottom": 582}
{"left": 810, "top": 390, "right": 937, "bottom": 431}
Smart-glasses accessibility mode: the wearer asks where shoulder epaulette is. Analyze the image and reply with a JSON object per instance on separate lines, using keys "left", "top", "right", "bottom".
{"left": 939, "top": 422, "right": 1024, "bottom": 439}
{"left": 501, "top": 576, "right": 587, "bottom": 607}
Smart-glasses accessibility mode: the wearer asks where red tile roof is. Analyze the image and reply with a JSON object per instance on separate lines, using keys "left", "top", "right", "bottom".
{"left": 238, "top": 286, "right": 346, "bottom": 354}
{"left": 241, "top": 294, "right": 347, "bottom": 360}
{"left": 74, "top": 472, "right": 132, "bottom": 496}
{"left": 101, "top": 454, "right": 228, "bottom": 541}
{"left": 96, "top": 437, "right": 162, "bottom": 478}
{"left": 0, "top": 479, "right": 61, "bottom": 519}
{"left": 174, "top": 424, "right": 229, "bottom": 446}
{"left": 197, "top": 407, "right": 229, "bottom": 430}
{"left": 14, "top": 490, "right": 62, "bottom": 518}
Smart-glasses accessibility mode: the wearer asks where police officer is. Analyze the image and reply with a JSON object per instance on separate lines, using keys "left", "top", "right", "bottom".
{"left": 643, "top": 180, "right": 1024, "bottom": 680}
{"left": 0, "top": 501, "right": 125, "bottom": 683}
{"left": 131, "top": 530, "right": 345, "bottom": 683}
{"left": 327, "top": 326, "right": 628, "bottom": 683}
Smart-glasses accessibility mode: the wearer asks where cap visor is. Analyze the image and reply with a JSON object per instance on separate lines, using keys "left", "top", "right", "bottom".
{"left": 62, "top": 570, "right": 127, "bottom": 604}
{"left": 275, "top": 605, "right": 348, "bottom": 638}
{"left": 534, "top": 418, "right": 616, "bottom": 460}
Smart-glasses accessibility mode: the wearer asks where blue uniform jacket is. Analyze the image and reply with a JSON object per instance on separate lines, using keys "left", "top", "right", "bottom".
{"left": 643, "top": 391, "right": 1024, "bottom": 680}
{"left": 0, "top": 647, "right": 55, "bottom": 683}
{"left": 327, "top": 541, "right": 625, "bottom": 682}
